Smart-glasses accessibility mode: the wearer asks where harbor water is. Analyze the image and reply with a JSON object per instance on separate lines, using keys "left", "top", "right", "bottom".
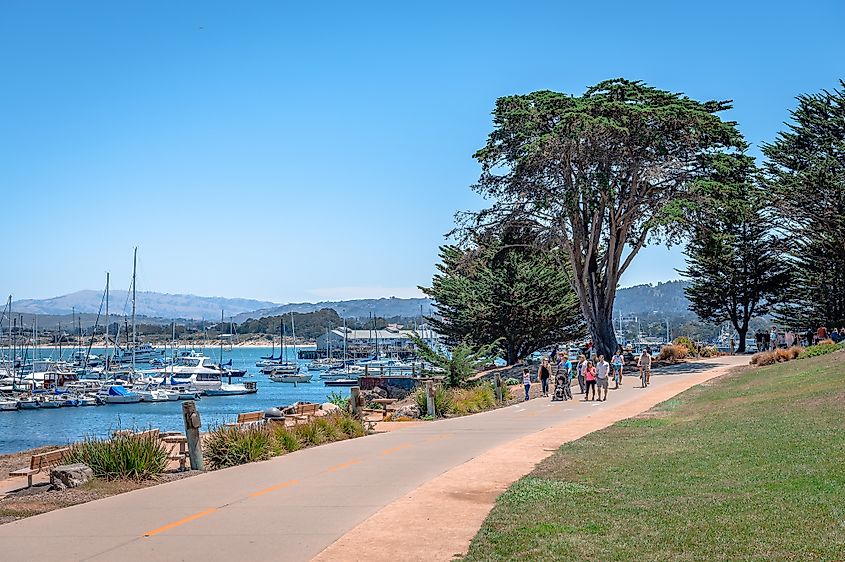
{"left": 0, "top": 345, "right": 351, "bottom": 454}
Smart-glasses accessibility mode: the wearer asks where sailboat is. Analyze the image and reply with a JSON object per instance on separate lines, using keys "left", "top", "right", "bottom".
{"left": 267, "top": 313, "right": 307, "bottom": 382}
{"left": 255, "top": 320, "right": 283, "bottom": 367}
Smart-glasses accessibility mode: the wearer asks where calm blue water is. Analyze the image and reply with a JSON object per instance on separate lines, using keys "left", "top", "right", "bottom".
{"left": 0, "top": 346, "right": 351, "bottom": 454}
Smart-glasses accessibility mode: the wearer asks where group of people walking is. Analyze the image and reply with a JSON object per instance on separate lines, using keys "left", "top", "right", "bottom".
{"left": 754, "top": 325, "right": 845, "bottom": 350}
{"left": 525, "top": 347, "right": 653, "bottom": 403}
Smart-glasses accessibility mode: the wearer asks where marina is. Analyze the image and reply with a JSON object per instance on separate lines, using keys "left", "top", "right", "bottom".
{"left": 0, "top": 345, "right": 346, "bottom": 453}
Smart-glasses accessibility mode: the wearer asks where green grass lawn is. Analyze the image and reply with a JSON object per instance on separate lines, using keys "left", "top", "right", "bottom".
{"left": 463, "top": 352, "right": 845, "bottom": 561}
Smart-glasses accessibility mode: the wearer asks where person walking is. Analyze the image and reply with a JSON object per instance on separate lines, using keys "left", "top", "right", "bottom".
{"left": 583, "top": 360, "right": 597, "bottom": 401}
{"left": 596, "top": 355, "right": 610, "bottom": 401}
{"left": 637, "top": 348, "right": 652, "bottom": 387}
{"left": 576, "top": 354, "right": 587, "bottom": 394}
{"left": 770, "top": 326, "right": 778, "bottom": 350}
{"left": 522, "top": 368, "right": 531, "bottom": 401}
{"left": 611, "top": 348, "right": 624, "bottom": 389}
{"left": 538, "top": 358, "right": 551, "bottom": 398}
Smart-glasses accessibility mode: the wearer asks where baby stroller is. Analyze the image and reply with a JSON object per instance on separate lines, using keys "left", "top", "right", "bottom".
{"left": 552, "top": 370, "right": 572, "bottom": 401}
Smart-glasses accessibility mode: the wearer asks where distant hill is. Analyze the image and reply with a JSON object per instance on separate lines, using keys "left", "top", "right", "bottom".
{"left": 614, "top": 280, "right": 692, "bottom": 317}
{"left": 233, "top": 297, "right": 435, "bottom": 323}
{"left": 12, "top": 291, "right": 279, "bottom": 320}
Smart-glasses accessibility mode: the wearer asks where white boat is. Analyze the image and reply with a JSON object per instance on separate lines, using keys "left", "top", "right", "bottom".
{"left": 204, "top": 381, "right": 257, "bottom": 396}
{"left": 115, "top": 343, "right": 163, "bottom": 364}
{"left": 97, "top": 385, "right": 142, "bottom": 404}
{"left": 77, "top": 394, "right": 99, "bottom": 406}
{"left": 134, "top": 383, "right": 175, "bottom": 402}
{"left": 162, "top": 355, "right": 223, "bottom": 392}
{"left": 261, "top": 362, "right": 300, "bottom": 375}
{"left": 17, "top": 396, "right": 40, "bottom": 409}
{"left": 0, "top": 398, "right": 18, "bottom": 411}
{"left": 170, "top": 386, "right": 202, "bottom": 400}
{"left": 269, "top": 373, "right": 312, "bottom": 384}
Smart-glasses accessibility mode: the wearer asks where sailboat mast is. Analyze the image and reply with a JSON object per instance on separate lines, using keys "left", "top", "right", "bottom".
{"left": 104, "top": 272, "right": 109, "bottom": 378}
{"left": 131, "top": 246, "right": 137, "bottom": 374}
{"left": 219, "top": 310, "right": 224, "bottom": 366}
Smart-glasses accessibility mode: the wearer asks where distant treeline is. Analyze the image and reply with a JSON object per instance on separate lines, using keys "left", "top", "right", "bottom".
{"left": 235, "top": 308, "right": 425, "bottom": 340}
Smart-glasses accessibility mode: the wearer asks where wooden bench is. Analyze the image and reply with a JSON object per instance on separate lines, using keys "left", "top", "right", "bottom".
{"left": 161, "top": 434, "right": 189, "bottom": 472}
{"left": 10, "top": 448, "right": 70, "bottom": 488}
{"left": 371, "top": 398, "right": 398, "bottom": 412}
{"left": 287, "top": 403, "right": 320, "bottom": 424}
{"left": 225, "top": 411, "right": 265, "bottom": 428}
{"left": 132, "top": 429, "right": 160, "bottom": 440}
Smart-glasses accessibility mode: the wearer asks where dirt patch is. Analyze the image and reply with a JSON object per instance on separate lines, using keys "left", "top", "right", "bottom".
{"left": 0, "top": 470, "right": 198, "bottom": 525}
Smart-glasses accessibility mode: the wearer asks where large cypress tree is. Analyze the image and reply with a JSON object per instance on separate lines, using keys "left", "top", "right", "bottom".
{"left": 422, "top": 228, "right": 583, "bottom": 365}
{"left": 762, "top": 82, "right": 845, "bottom": 329}
{"left": 680, "top": 154, "right": 791, "bottom": 352}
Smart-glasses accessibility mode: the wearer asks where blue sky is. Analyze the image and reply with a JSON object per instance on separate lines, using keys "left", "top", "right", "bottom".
{"left": 2, "top": 1, "right": 842, "bottom": 303}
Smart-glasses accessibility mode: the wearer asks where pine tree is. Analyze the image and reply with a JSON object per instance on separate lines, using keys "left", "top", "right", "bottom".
{"left": 681, "top": 155, "right": 791, "bottom": 352}
{"left": 763, "top": 81, "right": 845, "bottom": 329}
{"left": 422, "top": 228, "right": 583, "bottom": 364}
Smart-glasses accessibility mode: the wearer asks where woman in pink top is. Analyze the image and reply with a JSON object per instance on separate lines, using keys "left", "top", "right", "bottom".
{"left": 583, "top": 361, "right": 597, "bottom": 401}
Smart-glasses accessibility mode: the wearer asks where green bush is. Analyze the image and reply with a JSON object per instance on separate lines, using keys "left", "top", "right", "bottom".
{"left": 451, "top": 384, "right": 497, "bottom": 415}
{"left": 68, "top": 432, "right": 167, "bottom": 480}
{"left": 799, "top": 342, "right": 844, "bottom": 359}
{"left": 504, "top": 377, "right": 520, "bottom": 386}
{"left": 414, "top": 385, "right": 453, "bottom": 416}
{"left": 326, "top": 390, "right": 349, "bottom": 410}
{"left": 333, "top": 414, "right": 366, "bottom": 438}
{"left": 313, "top": 416, "right": 342, "bottom": 441}
{"left": 204, "top": 425, "right": 274, "bottom": 470}
{"left": 672, "top": 336, "right": 697, "bottom": 356}
{"left": 271, "top": 425, "right": 301, "bottom": 453}
{"left": 295, "top": 422, "right": 326, "bottom": 446}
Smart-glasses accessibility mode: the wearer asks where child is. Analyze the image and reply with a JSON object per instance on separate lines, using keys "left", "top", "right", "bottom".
{"left": 583, "top": 361, "right": 597, "bottom": 401}
{"left": 522, "top": 368, "right": 531, "bottom": 401}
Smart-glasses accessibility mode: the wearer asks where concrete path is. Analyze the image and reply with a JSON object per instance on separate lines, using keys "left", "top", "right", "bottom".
{"left": 0, "top": 356, "right": 746, "bottom": 561}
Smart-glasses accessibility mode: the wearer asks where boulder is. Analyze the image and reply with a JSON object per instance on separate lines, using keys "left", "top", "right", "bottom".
{"left": 392, "top": 404, "right": 421, "bottom": 419}
{"left": 321, "top": 402, "right": 340, "bottom": 413}
{"left": 371, "top": 386, "right": 388, "bottom": 398}
{"left": 50, "top": 463, "right": 94, "bottom": 490}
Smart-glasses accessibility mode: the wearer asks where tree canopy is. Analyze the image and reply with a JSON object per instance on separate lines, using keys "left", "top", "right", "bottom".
{"left": 763, "top": 81, "right": 845, "bottom": 329}
{"left": 680, "top": 154, "right": 790, "bottom": 352}
{"left": 466, "top": 79, "right": 743, "bottom": 356}
{"left": 422, "top": 227, "right": 583, "bottom": 364}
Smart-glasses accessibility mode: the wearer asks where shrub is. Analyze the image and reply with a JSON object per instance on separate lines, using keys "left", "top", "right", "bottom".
{"left": 750, "top": 350, "right": 777, "bottom": 366}
{"left": 68, "top": 432, "right": 167, "bottom": 480}
{"left": 659, "top": 344, "right": 688, "bottom": 362}
{"left": 414, "top": 385, "right": 453, "bottom": 416}
{"left": 295, "top": 422, "right": 326, "bottom": 446}
{"left": 271, "top": 425, "right": 301, "bottom": 453}
{"left": 333, "top": 414, "right": 366, "bottom": 438}
{"left": 673, "top": 336, "right": 697, "bottom": 357}
{"left": 204, "top": 425, "right": 274, "bottom": 470}
{"left": 313, "top": 416, "right": 342, "bottom": 441}
{"left": 326, "top": 391, "right": 349, "bottom": 411}
{"left": 799, "top": 342, "right": 842, "bottom": 359}
{"left": 699, "top": 346, "right": 719, "bottom": 358}
{"left": 504, "top": 377, "right": 520, "bottom": 386}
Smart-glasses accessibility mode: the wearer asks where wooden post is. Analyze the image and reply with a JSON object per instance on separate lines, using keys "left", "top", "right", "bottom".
{"left": 426, "top": 380, "right": 436, "bottom": 417}
{"left": 495, "top": 373, "right": 503, "bottom": 403}
{"left": 181, "top": 400, "right": 204, "bottom": 471}
{"left": 350, "top": 386, "right": 362, "bottom": 416}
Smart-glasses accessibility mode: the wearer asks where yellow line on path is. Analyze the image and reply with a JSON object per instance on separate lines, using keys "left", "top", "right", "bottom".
{"left": 250, "top": 479, "right": 300, "bottom": 497}
{"left": 144, "top": 508, "right": 217, "bottom": 537}
{"left": 380, "top": 443, "right": 411, "bottom": 456}
{"left": 326, "top": 459, "right": 362, "bottom": 472}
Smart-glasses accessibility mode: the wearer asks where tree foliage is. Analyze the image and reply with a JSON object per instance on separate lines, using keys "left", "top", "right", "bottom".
{"left": 680, "top": 154, "right": 791, "bottom": 352}
{"left": 763, "top": 81, "right": 845, "bottom": 329}
{"left": 465, "top": 78, "right": 743, "bottom": 357}
{"left": 410, "top": 334, "right": 499, "bottom": 388}
{"left": 422, "top": 227, "right": 583, "bottom": 364}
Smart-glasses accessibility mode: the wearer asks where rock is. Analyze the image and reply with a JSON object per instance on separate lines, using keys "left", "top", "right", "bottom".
{"left": 50, "top": 463, "right": 94, "bottom": 490}
{"left": 321, "top": 402, "right": 340, "bottom": 412}
{"left": 372, "top": 386, "right": 388, "bottom": 398}
{"left": 392, "top": 404, "right": 421, "bottom": 419}
{"left": 264, "top": 407, "right": 284, "bottom": 419}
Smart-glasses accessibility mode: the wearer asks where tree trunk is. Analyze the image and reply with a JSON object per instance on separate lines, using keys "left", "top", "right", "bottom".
{"left": 589, "top": 312, "right": 618, "bottom": 360}
{"left": 736, "top": 327, "right": 747, "bottom": 354}
{"left": 506, "top": 343, "right": 519, "bottom": 366}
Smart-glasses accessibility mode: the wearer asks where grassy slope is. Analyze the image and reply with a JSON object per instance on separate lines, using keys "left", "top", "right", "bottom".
{"left": 464, "top": 352, "right": 845, "bottom": 561}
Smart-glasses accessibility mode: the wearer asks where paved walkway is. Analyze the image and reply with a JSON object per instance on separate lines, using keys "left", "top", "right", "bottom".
{"left": 0, "top": 356, "right": 746, "bottom": 561}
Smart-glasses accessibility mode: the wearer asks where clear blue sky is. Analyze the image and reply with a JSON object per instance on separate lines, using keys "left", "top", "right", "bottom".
{"left": 2, "top": 1, "right": 842, "bottom": 303}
